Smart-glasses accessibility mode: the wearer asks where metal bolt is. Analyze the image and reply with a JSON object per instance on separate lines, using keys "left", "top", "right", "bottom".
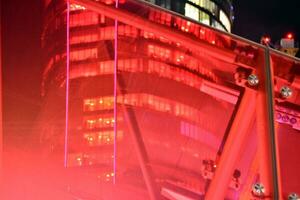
{"left": 247, "top": 74, "right": 259, "bottom": 86}
{"left": 288, "top": 193, "right": 300, "bottom": 200}
{"left": 252, "top": 183, "right": 265, "bottom": 197}
{"left": 280, "top": 86, "right": 293, "bottom": 98}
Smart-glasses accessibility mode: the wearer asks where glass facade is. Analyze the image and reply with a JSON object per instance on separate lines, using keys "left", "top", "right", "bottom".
{"left": 2, "top": 0, "right": 299, "bottom": 200}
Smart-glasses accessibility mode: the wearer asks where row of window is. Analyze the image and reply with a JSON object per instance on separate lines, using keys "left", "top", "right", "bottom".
{"left": 70, "top": 58, "right": 215, "bottom": 94}
{"left": 147, "top": 9, "right": 228, "bottom": 47}
{"left": 70, "top": 25, "right": 139, "bottom": 45}
{"left": 188, "top": 0, "right": 218, "bottom": 16}
{"left": 67, "top": 9, "right": 228, "bottom": 47}
{"left": 69, "top": 43, "right": 217, "bottom": 79}
{"left": 70, "top": 11, "right": 99, "bottom": 27}
{"left": 84, "top": 116, "right": 118, "bottom": 130}
{"left": 70, "top": 4, "right": 86, "bottom": 11}
{"left": 84, "top": 96, "right": 114, "bottom": 111}
{"left": 83, "top": 93, "right": 216, "bottom": 131}
{"left": 68, "top": 152, "right": 113, "bottom": 167}
{"left": 184, "top": 1, "right": 231, "bottom": 32}
{"left": 70, "top": 48, "right": 98, "bottom": 61}
{"left": 83, "top": 130, "right": 124, "bottom": 146}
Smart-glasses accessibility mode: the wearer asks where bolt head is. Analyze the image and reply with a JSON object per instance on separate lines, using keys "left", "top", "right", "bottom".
{"left": 252, "top": 183, "right": 265, "bottom": 197}
{"left": 280, "top": 86, "right": 292, "bottom": 98}
{"left": 288, "top": 193, "right": 300, "bottom": 200}
{"left": 247, "top": 74, "right": 259, "bottom": 86}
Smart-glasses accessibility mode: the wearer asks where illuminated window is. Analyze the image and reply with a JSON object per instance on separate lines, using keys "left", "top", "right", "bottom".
{"left": 70, "top": 48, "right": 98, "bottom": 61}
{"left": 199, "top": 0, "right": 217, "bottom": 15}
{"left": 84, "top": 130, "right": 124, "bottom": 146}
{"left": 70, "top": 4, "right": 86, "bottom": 11}
{"left": 70, "top": 57, "right": 217, "bottom": 90}
{"left": 149, "top": 10, "right": 172, "bottom": 26}
{"left": 83, "top": 115, "right": 121, "bottom": 130}
{"left": 70, "top": 12, "right": 99, "bottom": 27}
{"left": 118, "top": 25, "right": 138, "bottom": 38}
{"left": 219, "top": 10, "right": 231, "bottom": 32}
{"left": 83, "top": 96, "right": 114, "bottom": 111}
{"left": 83, "top": 93, "right": 209, "bottom": 127}
{"left": 199, "top": 11, "right": 210, "bottom": 25}
{"left": 185, "top": 4, "right": 199, "bottom": 21}
{"left": 100, "top": 27, "right": 115, "bottom": 40}
{"left": 211, "top": 19, "right": 225, "bottom": 32}
{"left": 70, "top": 32, "right": 99, "bottom": 44}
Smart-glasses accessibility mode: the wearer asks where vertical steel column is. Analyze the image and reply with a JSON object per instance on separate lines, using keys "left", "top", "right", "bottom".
{"left": 205, "top": 89, "right": 256, "bottom": 200}
{"left": 256, "top": 47, "right": 281, "bottom": 199}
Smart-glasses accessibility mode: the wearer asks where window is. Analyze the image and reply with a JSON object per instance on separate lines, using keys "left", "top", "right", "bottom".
{"left": 211, "top": 19, "right": 226, "bottom": 32}
{"left": 84, "top": 130, "right": 124, "bottom": 146}
{"left": 185, "top": 4, "right": 199, "bottom": 21}
{"left": 70, "top": 32, "right": 99, "bottom": 44}
{"left": 219, "top": 10, "right": 231, "bottom": 32}
{"left": 158, "top": 0, "right": 171, "bottom": 9}
{"left": 70, "top": 48, "right": 98, "bottom": 61}
{"left": 70, "top": 4, "right": 86, "bottom": 11}
{"left": 70, "top": 12, "right": 99, "bottom": 27}
{"left": 199, "top": 11, "right": 210, "bottom": 25}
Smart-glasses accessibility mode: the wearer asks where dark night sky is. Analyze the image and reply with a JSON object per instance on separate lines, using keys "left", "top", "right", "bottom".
{"left": 233, "top": 0, "right": 300, "bottom": 43}
{"left": 1, "top": 0, "right": 300, "bottom": 138}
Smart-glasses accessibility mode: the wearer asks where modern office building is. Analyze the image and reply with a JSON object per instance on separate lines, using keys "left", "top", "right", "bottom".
{"left": 38, "top": 0, "right": 300, "bottom": 199}
{"left": 146, "top": 0, "right": 234, "bottom": 32}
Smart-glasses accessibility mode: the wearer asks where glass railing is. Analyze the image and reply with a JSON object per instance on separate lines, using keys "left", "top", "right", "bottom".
{"left": 2, "top": 0, "right": 300, "bottom": 199}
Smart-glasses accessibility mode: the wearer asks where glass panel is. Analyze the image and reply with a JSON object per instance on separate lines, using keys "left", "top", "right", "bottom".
{"left": 5, "top": 0, "right": 300, "bottom": 199}
{"left": 110, "top": 0, "right": 267, "bottom": 199}
{"left": 270, "top": 50, "right": 300, "bottom": 199}
{"left": 185, "top": 3, "right": 199, "bottom": 21}
{"left": 220, "top": 10, "right": 231, "bottom": 32}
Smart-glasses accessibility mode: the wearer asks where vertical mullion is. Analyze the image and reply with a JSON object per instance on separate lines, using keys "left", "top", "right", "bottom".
{"left": 64, "top": 0, "right": 70, "bottom": 168}
{"left": 113, "top": 0, "right": 119, "bottom": 185}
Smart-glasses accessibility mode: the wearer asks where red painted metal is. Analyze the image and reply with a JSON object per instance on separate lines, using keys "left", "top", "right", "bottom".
{"left": 205, "top": 89, "right": 256, "bottom": 200}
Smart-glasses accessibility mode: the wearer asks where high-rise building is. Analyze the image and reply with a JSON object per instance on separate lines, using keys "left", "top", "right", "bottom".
{"left": 146, "top": 0, "right": 234, "bottom": 32}
{"left": 38, "top": 0, "right": 300, "bottom": 199}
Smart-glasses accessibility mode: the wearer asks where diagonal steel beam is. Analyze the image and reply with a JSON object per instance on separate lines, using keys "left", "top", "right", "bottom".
{"left": 117, "top": 74, "right": 161, "bottom": 200}
{"left": 205, "top": 88, "right": 256, "bottom": 200}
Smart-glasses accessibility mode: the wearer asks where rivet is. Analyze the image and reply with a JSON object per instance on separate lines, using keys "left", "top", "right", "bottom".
{"left": 280, "top": 86, "right": 292, "bottom": 98}
{"left": 247, "top": 74, "right": 259, "bottom": 86}
{"left": 252, "top": 183, "right": 265, "bottom": 197}
{"left": 288, "top": 193, "right": 300, "bottom": 200}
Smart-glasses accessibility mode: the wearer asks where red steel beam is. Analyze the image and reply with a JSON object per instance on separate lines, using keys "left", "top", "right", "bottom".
{"left": 239, "top": 150, "right": 259, "bottom": 199}
{"left": 71, "top": 0, "right": 236, "bottom": 64}
{"left": 205, "top": 88, "right": 257, "bottom": 200}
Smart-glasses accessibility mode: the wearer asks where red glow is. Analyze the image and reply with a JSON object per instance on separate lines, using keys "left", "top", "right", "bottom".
{"left": 262, "top": 36, "right": 271, "bottom": 44}
{"left": 286, "top": 33, "right": 293, "bottom": 39}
